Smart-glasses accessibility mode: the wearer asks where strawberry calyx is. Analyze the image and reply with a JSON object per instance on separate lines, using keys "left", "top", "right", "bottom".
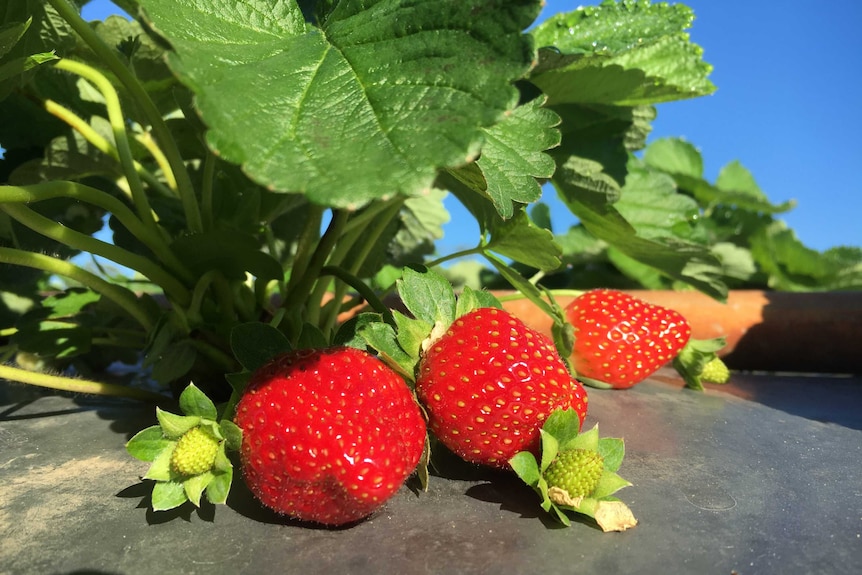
{"left": 672, "top": 336, "right": 728, "bottom": 391}
{"left": 126, "top": 382, "right": 242, "bottom": 511}
{"left": 509, "top": 408, "right": 637, "bottom": 532}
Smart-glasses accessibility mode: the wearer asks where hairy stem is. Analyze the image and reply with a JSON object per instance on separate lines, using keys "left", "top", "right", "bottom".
{"left": 53, "top": 58, "right": 156, "bottom": 230}
{"left": 424, "top": 246, "right": 485, "bottom": 269}
{"left": 320, "top": 266, "right": 394, "bottom": 326}
{"left": 283, "top": 210, "right": 349, "bottom": 337}
{"left": 43, "top": 99, "right": 175, "bottom": 200}
{"left": 1, "top": 204, "right": 191, "bottom": 306}
{"left": 0, "top": 247, "right": 155, "bottom": 331}
{"left": 319, "top": 200, "right": 403, "bottom": 332}
{"left": 0, "top": 181, "right": 194, "bottom": 283}
{"left": 0, "top": 363, "right": 168, "bottom": 402}
{"left": 201, "top": 151, "right": 216, "bottom": 231}
{"left": 47, "top": 0, "right": 203, "bottom": 233}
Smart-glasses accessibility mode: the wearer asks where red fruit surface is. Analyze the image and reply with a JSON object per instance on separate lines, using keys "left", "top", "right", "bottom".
{"left": 416, "top": 307, "right": 588, "bottom": 468}
{"left": 234, "top": 346, "right": 426, "bottom": 526}
{"left": 566, "top": 289, "right": 692, "bottom": 389}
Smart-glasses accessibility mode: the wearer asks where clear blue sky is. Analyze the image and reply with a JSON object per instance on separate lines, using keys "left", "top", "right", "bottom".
{"left": 79, "top": 0, "right": 860, "bottom": 253}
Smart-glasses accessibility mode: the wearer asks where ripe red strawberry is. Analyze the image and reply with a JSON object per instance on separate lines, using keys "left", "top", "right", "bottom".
{"left": 233, "top": 346, "right": 426, "bottom": 526}
{"left": 416, "top": 307, "right": 588, "bottom": 468}
{"left": 566, "top": 289, "right": 691, "bottom": 389}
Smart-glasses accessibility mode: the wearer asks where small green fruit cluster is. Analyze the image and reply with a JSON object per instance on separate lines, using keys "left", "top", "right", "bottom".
{"left": 700, "top": 357, "right": 730, "bottom": 384}
{"left": 171, "top": 426, "right": 220, "bottom": 476}
{"left": 544, "top": 448, "right": 604, "bottom": 498}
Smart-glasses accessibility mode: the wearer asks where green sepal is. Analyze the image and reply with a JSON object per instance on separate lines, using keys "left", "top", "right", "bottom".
{"left": 597, "top": 437, "right": 625, "bottom": 473}
{"left": 357, "top": 319, "right": 416, "bottom": 383}
{"left": 218, "top": 420, "right": 243, "bottom": 452}
{"left": 454, "top": 285, "right": 503, "bottom": 318}
{"left": 151, "top": 480, "right": 188, "bottom": 512}
{"left": 392, "top": 309, "right": 432, "bottom": 360}
{"left": 143, "top": 441, "right": 179, "bottom": 482}
{"left": 155, "top": 408, "right": 201, "bottom": 439}
{"left": 179, "top": 382, "right": 218, "bottom": 420}
{"left": 206, "top": 467, "right": 233, "bottom": 505}
{"left": 126, "top": 425, "right": 172, "bottom": 462}
{"left": 183, "top": 471, "right": 215, "bottom": 507}
{"left": 212, "top": 440, "right": 232, "bottom": 473}
{"left": 509, "top": 451, "right": 541, "bottom": 487}
{"left": 578, "top": 376, "right": 615, "bottom": 390}
{"left": 673, "top": 336, "right": 727, "bottom": 391}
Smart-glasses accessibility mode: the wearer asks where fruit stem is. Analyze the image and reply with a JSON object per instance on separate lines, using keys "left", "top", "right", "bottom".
{"left": 47, "top": 0, "right": 203, "bottom": 234}
{"left": 495, "top": 289, "right": 586, "bottom": 302}
{"left": 319, "top": 266, "right": 395, "bottom": 327}
{"left": 42, "top": 99, "right": 176, "bottom": 200}
{"left": 0, "top": 247, "right": 155, "bottom": 331}
{"left": 424, "top": 246, "right": 485, "bottom": 269}
{"left": 53, "top": 58, "right": 156, "bottom": 232}
{"left": 0, "top": 363, "right": 169, "bottom": 402}
{"left": 0, "top": 204, "right": 191, "bottom": 306}
{"left": 0, "top": 182, "right": 193, "bottom": 283}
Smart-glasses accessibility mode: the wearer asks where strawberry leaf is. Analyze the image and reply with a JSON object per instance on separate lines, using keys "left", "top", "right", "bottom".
{"left": 138, "top": 0, "right": 540, "bottom": 208}
{"left": 179, "top": 383, "right": 218, "bottom": 420}
{"left": 530, "top": 1, "right": 714, "bottom": 106}
{"left": 475, "top": 96, "right": 561, "bottom": 219}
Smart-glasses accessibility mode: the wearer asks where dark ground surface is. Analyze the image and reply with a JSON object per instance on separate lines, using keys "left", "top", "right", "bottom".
{"left": 2, "top": 368, "right": 860, "bottom": 575}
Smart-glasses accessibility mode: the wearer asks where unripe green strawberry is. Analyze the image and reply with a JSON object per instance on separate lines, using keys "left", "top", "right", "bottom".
{"left": 171, "top": 426, "right": 219, "bottom": 476}
{"left": 701, "top": 357, "right": 730, "bottom": 384}
{"left": 544, "top": 448, "right": 604, "bottom": 498}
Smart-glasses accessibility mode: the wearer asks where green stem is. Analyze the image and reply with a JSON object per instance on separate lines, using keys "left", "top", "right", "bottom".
{"left": 0, "top": 182, "right": 194, "bottom": 283}
{"left": 0, "top": 247, "right": 155, "bottom": 331}
{"left": 285, "top": 205, "right": 325, "bottom": 296}
{"left": 47, "top": 0, "right": 203, "bottom": 233}
{"left": 187, "top": 339, "right": 240, "bottom": 373}
{"left": 0, "top": 363, "right": 169, "bottom": 402}
{"left": 320, "top": 266, "right": 394, "bottom": 326}
{"left": 201, "top": 151, "right": 216, "bottom": 231}
{"left": 1, "top": 204, "right": 191, "bottom": 306}
{"left": 53, "top": 58, "right": 155, "bottom": 230}
{"left": 284, "top": 210, "right": 349, "bottom": 323}
{"left": 494, "top": 289, "right": 586, "bottom": 302}
{"left": 134, "top": 131, "right": 177, "bottom": 192}
{"left": 424, "top": 246, "right": 485, "bottom": 269}
{"left": 319, "top": 200, "right": 404, "bottom": 332}
{"left": 43, "top": 99, "right": 175, "bottom": 200}
{"left": 186, "top": 269, "right": 220, "bottom": 324}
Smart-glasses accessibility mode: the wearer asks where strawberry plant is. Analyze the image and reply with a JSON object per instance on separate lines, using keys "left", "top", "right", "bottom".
{"left": 0, "top": 0, "right": 826, "bottom": 530}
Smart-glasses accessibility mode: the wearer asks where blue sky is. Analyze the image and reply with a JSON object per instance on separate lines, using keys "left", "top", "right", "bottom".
{"left": 79, "top": 0, "right": 860, "bottom": 253}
